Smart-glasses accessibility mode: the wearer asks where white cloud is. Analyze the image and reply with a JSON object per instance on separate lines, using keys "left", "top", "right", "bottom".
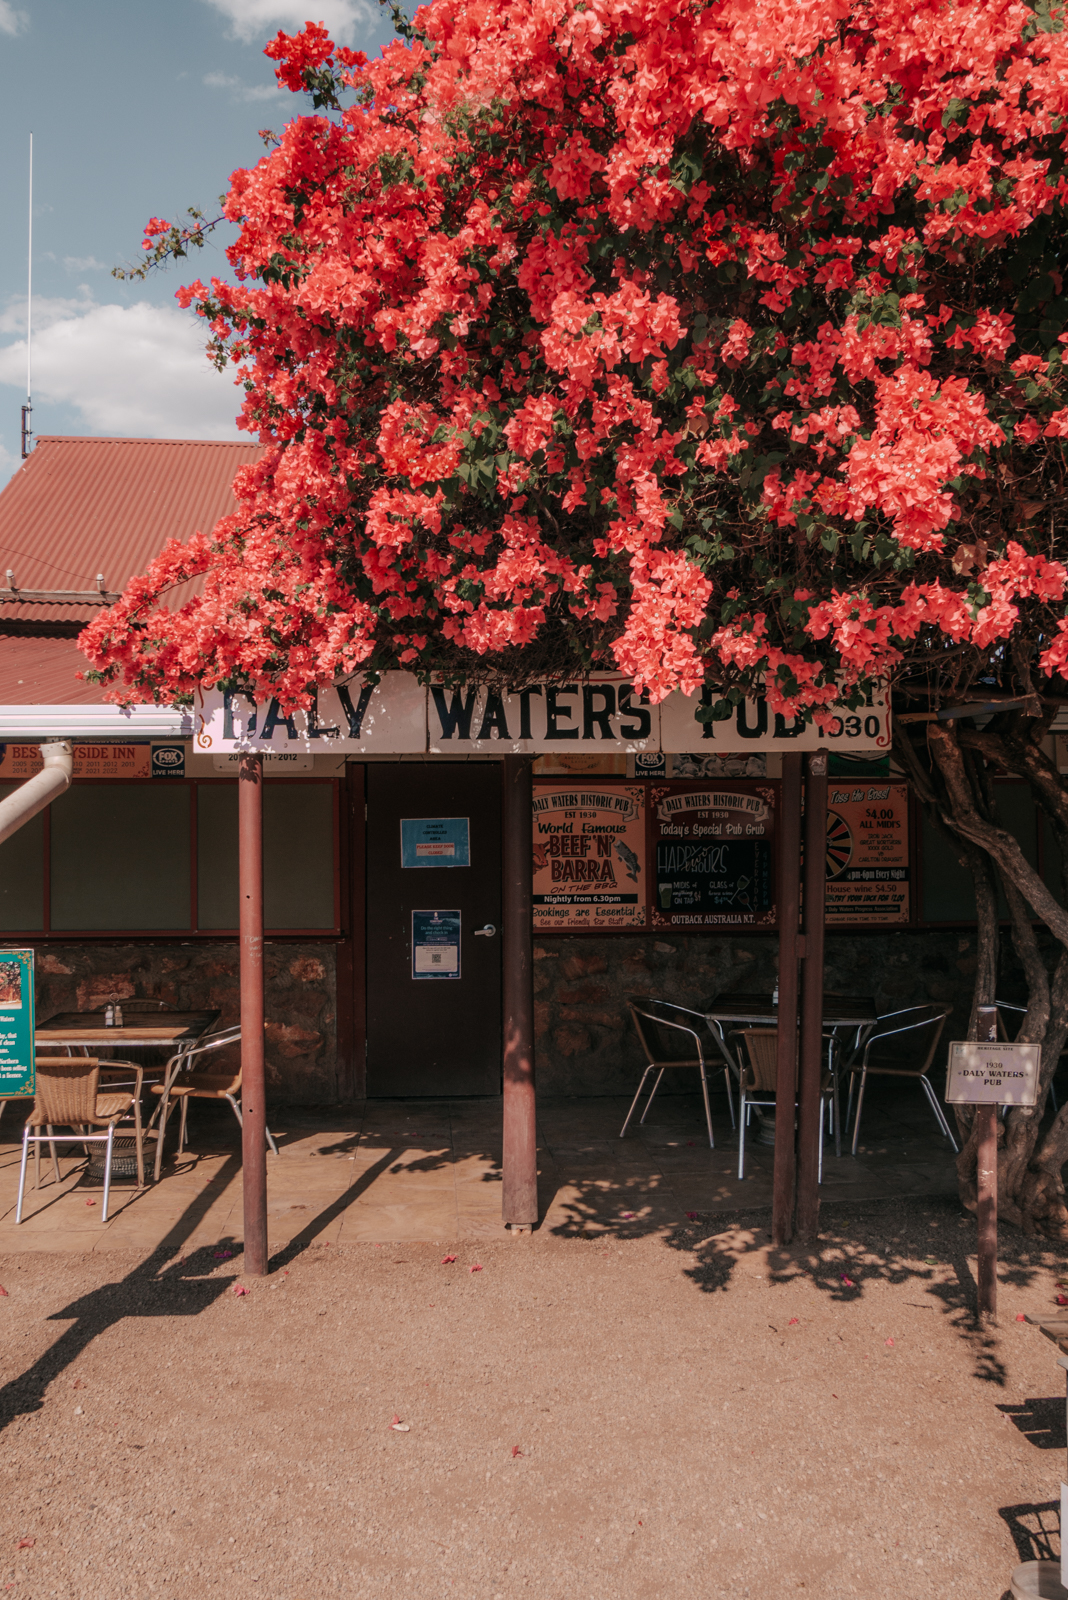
{"left": 200, "top": 0, "right": 375, "bottom": 46}
{"left": 0, "top": 299, "right": 245, "bottom": 441}
{"left": 0, "top": 2, "right": 27, "bottom": 36}
{"left": 203, "top": 70, "right": 286, "bottom": 103}
{"left": 62, "top": 255, "right": 107, "bottom": 274}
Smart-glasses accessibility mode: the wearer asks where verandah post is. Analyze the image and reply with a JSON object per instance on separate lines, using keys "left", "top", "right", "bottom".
{"left": 772, "top": 752, "right": 803, "bottom": 1246}
{"left": 239, "top": 751, "right": 268, "bottom": 1275}
{"left": 796, "top": 747, "right": 828, "bottom": 1243}
{"left": 501, "top": 753, "right": 538, "bottom": 1230}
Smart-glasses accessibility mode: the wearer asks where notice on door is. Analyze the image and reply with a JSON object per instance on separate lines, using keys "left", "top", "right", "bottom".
{"left": 0, "top": 949, "right": 34, "bottom": 1098}
{"left": 532, "top": 784, "right": 646, "bottom": 930}
{"left": 824, "top": 783, "right": 909, "bottom": 924}
{"left": 412, "top": 910, "right": 461, "bottom": 979}
{"left": 650, "top": 783, "right": 777, "bottom": 929}
{"left": 401, "top": 818, "right": 471, "bottom": 868}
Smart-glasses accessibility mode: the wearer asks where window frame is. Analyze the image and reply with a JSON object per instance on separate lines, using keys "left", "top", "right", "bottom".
{"left": 0, "top": 775, "right": 342, "bottom": 941}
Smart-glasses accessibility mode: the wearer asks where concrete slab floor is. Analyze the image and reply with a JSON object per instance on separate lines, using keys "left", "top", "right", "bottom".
{"left": 0, "top": 1078, "right": 963, "bottom": 1253}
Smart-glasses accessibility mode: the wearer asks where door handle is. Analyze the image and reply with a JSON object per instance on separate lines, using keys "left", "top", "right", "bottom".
{"left": 474, "top": 924, "right": 496, "bottom": 937}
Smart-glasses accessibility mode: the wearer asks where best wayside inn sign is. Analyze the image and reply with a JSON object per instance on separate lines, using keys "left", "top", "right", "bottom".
{"left": 197, "top": 674, "right": 890, "bottom": 756}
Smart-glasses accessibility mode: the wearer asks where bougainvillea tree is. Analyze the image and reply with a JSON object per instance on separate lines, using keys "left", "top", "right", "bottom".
{"left": 85, "top": 0, "right": 1068, "bottom": 1230}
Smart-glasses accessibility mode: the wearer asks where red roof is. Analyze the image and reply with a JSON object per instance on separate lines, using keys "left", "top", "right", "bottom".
{"left": 0, "top": 635, "right": 105, "bottom": 705}
{"left": 0, "top": 435, "right": 263, "bottom": 625}
{"left": 0, "top": 436, "right": 263, "bottom": 707}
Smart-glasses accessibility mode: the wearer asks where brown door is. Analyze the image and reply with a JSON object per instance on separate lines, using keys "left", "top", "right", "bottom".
{"left": 365, "top": 763, "right": 502, "bottom": 1096}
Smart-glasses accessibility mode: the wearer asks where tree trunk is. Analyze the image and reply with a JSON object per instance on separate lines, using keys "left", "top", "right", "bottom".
{"left": 928, "top": 721, "right": 1068, "bottom": 1236}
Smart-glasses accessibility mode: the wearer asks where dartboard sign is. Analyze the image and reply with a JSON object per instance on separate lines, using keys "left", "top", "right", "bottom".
{"left": 825, "top": 811, "right": 853, "bottom": 879}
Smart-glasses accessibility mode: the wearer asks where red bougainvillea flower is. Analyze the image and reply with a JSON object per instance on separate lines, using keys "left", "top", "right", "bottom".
{"left": 82, "top": 1, "right": 1068, "bottom": 718}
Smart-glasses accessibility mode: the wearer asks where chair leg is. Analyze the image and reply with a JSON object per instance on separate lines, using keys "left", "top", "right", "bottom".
{"left": 178, "top": 1093, "right": 189, "bottom": 1153}
{"left": 919, "top": 1075, "right": 959, "bottom": 1153}
{"left": 697, "top": 1060, "right": 714, "bottom": 1150}
{"left": 723, "top": 1069, "right": 736, "bottom": 1130}
{"left": 101, "top": 1124, "right": 114, "bottom": 1222}
{"left": 133, "top": 1094, "right": 144, "bottom": 1189}
{"left": 737, "top": 1090, "right": 748, "bottom": 1181}
{"left": 639, "top": 1068, "right": 666, "bottom": 1126}
{"left": 33, "top": 1127, "right": 40, "bottom": 1192}
{"left": 850, "top": 1070, "right": 868, "bottom": 1157}
{"left": 845, "top": 1070, "right": 856, "bottom": 1141}
{"left": 829, "top": 1039, "right": 841, "bottom": 1160}
{"left": 153, "top": 1091, "right": 173, "bottom": 1183}
{"left": 16, "top": 1129, "right": 30, "bottom": 1223}
{"left": 227, "top": 1096, "right": 279, "bottom": 1155}
{"left": 620, "top": 1067, "right": 656, "bottom": 1138}
{"left": 818, "top": 1096, "right": 825, "bottom": 1185}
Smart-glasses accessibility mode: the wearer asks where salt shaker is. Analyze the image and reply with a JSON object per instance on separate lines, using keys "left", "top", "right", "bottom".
{"left": 114, "top": 1005, "right": 123, "bottom": 1028}
{"left": 104, "top": 1004, "right": 114, "bottom": 1027}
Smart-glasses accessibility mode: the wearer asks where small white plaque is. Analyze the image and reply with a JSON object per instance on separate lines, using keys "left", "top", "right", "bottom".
{"left": 946, "top": 1041, "right": 1041, "bottom": 1106}
{"left": 212, "top": 752, "right": 314, "bottom": 772}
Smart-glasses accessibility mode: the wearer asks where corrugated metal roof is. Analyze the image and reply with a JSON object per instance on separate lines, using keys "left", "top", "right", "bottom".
{"left": 0, "top": 635, "right": 111, "bottom": 706}
{"left": 0, "top": 435, "right": 263, "bottom": 625}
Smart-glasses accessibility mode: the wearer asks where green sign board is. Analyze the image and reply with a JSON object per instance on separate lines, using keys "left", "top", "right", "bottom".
{"left": 0, "top": 950, "right": 34, "bottom": 1098}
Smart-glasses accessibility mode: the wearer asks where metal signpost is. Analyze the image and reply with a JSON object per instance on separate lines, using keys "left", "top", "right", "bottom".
{"left": 0, "top": 949, "right": 35, "bottom": 1101}
{"left": 944, "top": 1006, "right": 1040, "bottom": 1322}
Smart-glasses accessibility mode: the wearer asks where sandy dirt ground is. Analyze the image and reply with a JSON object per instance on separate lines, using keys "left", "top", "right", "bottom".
{"left": 0, "top": 1193, "right": 1063, "bottom": 1599}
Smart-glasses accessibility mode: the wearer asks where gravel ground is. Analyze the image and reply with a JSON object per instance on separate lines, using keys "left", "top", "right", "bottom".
{"left": 0, "top": 1194, "right": 1064, "bottom": 1598}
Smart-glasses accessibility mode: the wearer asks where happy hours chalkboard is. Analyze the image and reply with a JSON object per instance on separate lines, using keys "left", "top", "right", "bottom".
{"left": 650, "top": 783, "right": 777, "bottom": 929}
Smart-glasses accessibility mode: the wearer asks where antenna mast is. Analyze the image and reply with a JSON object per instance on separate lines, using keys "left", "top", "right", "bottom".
{"left": 20, "top": 134, "right": 32, "bottom": 460}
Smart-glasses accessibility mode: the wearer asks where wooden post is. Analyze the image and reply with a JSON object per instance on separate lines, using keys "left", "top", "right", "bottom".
{"left": 501, "top": 754, "right": 538, "bottom": 1229}
{"left": 796, "top": 747, "right": 828, "bottom": 1243}
{"left": 772, "top": 752, "right": 803, "bottom": 1247}
{"left": 239, "top": 751, "right": 268, "bottom": 1276}
{"left": 976, "top": 1003, "right": 998, "bottom": 1321}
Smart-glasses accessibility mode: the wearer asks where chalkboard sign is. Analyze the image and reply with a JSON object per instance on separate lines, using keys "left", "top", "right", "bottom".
{"left": 650, "top": 783, "right": 777, "bottom": 929}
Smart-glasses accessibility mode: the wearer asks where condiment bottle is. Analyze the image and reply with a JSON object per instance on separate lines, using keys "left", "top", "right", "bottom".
{"left": 104, "top": 1004, "right": 114, "bottom": 1027}
{"left": 114, "top": 1005, "right": 123, "bottom": 1028}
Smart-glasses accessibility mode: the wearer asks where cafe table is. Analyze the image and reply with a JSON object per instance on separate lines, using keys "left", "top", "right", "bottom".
{"left": 34, "top": 1010, "right": 222, "bottom": 1164}
{"left": 703, "top": 993, "right": 879, "bottom": 1157}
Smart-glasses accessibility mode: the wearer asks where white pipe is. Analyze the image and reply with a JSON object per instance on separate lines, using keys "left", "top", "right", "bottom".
{"left": 0, "top": 741, "right": 72, "bottom": 846}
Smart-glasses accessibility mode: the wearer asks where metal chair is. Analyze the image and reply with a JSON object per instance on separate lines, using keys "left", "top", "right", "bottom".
{"left": 729, "top": 1027, "right": 833, "bottom": 1182}
{"left": 151, "top": 1028, "right": 278, "bottom": 1180}
{"left": 847, "top": 1004, "right": 955, "bottom": 1156}
{"left": 621, "top": 998, "right": 735, "bottom": 1148}
{"left": 16, "top": 1057, "right": 143, "bottom": 1222}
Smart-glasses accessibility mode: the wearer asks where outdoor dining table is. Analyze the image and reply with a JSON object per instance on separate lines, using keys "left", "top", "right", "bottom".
{"left": 34, "top": 1010, "right": 222, "bottom": 1162}
{"left": 703, "top": 993, "right": 879, "bottom": 1156}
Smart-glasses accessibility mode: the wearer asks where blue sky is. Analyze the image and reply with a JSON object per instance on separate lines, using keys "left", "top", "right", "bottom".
{"left": 0, "top": 0, "right": 402, "bottom": 482}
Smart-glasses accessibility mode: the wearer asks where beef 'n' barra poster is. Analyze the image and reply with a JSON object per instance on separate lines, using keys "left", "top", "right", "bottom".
{"left": 532, "top": 784, "right": 647, "bottom": 930}
{"left": 824, "top": 781, "right": 910, "bottom": 924}
{"left": 650, "top": 782, "right": 777, "bottom": 929}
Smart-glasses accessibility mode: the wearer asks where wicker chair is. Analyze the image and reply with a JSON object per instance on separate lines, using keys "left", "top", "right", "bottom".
{"left": 621, "top": 998, "right": 735, "bottom": 1148}
{"left": 846, "top": 1004, "right": 955, "bottom": 1156}
{"left": 16, "top": 1057, "right": 143, "bottom": 1223}
{"left": 729, "top": 1027, "right": 833, "bottom": 1182}
{"left": 151, "top": 1028, "right": 278, "bottom": 1181}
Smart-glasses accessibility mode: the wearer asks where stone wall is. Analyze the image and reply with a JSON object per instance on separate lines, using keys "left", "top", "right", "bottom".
{"left": 28, "top": 942, "right": 339, "bottom": 1103}
{"left": 532, "top": 928, "right": 997, "bottom": 1096}
{"left": 21, "top": 927, "right": 1033, "bottom": 1104}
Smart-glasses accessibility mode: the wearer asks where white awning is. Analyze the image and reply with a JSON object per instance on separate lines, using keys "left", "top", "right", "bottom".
{"left": 0, "top": 705, "right": 193, "bottom": 738}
